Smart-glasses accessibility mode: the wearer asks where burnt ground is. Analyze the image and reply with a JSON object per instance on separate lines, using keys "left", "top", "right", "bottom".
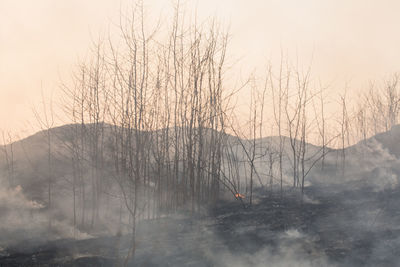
{"left": 1, "top": 184, "right": 400, "bottom": 266}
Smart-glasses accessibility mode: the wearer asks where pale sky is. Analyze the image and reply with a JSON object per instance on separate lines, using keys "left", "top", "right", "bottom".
{"left": 1, "top": 0, "right": 400, "bottom": 139}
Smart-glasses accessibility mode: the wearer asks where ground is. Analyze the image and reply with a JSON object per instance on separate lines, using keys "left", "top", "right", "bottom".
{"left": 1, "top": 184, "right": 400, "bottom": 266}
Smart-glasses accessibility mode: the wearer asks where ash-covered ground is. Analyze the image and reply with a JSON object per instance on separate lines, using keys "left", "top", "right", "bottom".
{"left": 1, "top": 183, "right": 400, "bottom": 267}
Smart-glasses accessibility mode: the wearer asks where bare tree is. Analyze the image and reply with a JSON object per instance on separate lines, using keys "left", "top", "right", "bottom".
{"left": 33, "top": 89, "right": 55, "bottom": 229}
{"left": 339, "top": 89, "right": 350, "bottom": 177}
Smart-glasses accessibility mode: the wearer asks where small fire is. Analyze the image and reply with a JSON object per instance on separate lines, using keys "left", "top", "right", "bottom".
{"left": 235, "top": 193, "right": 245, "bottom": 199}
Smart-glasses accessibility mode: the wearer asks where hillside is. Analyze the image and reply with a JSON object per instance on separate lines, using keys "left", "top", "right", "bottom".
{"left": 1, "top": 123, "right": 399, "bottom": 200}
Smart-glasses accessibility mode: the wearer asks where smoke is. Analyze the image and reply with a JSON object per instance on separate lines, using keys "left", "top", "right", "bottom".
{"left": 0, "top": 184, "right": 43, "bottom": 211}
{"left": 206, "top": 246, "right": 332, "bottom": 267}
{"left": 197, "top": 226, "right": 334, "bottom": 267}
{"left": 308, "top": 136, "right": 400, "bottom": 193}
{"left": 0, "top": 178, "right": 90, "bottom": 250}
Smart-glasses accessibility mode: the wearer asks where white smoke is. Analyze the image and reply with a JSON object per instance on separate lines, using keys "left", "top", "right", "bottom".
{"left": 0, "top": 178, "right": 90, "bottom": 249}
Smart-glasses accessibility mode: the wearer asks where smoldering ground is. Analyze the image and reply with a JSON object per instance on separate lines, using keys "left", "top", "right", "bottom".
{"left": 0, "top": 184, "right": 335, "bottom": 266}
{"left": 2, "top": 173, "right": 400, "bottom": 266}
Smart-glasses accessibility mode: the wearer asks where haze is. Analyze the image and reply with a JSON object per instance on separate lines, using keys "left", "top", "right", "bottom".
{"left": 1, "top": 0, "right": 400, "bottom": 137}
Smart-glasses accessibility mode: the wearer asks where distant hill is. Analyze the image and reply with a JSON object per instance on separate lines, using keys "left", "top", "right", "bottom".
{"left": 1, "top": 123, "right": 400, "bottom": 203}
{"left": 309, "top": 125, "right": 400, "bottom": 191}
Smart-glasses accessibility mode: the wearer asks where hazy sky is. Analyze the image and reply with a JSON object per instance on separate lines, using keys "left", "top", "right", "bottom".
{"left": 1, "top": 0, "right": 400, "bottom": 138}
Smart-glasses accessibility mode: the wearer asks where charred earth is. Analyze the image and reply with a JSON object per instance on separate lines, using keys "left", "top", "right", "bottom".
{"left": 1, "top": 183, "right": 399, "bottom": 267}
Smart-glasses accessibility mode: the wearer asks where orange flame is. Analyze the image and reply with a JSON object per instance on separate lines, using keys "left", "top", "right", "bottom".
{"left": 235, "top": 193, "right": 245, "bottom": 199}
